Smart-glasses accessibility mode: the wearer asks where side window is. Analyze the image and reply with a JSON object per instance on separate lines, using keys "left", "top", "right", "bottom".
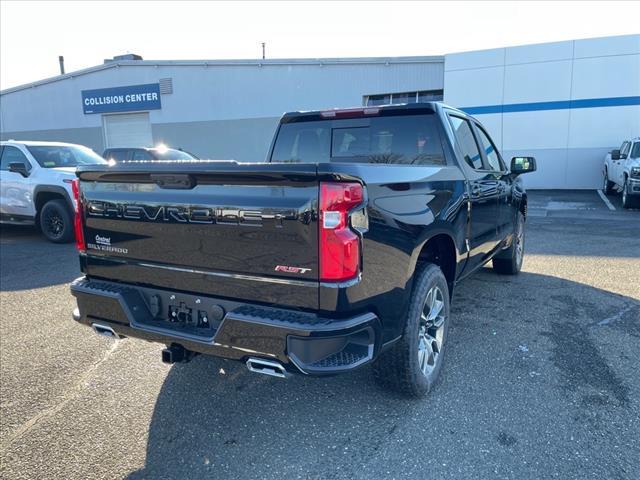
{"left": 620, "top": 142, "right": 631, "bottom": 156}
{"left": 475, "top": 125, "right": 503, "bottom": 171}
{"left": 132, "top": 150, "right": 152, "bottom": 161}
{"left": 448, "top": 115, "right": 483, "bottom": 170}
{"left": 1, "top": 146, "right": 31, "bottom": 171}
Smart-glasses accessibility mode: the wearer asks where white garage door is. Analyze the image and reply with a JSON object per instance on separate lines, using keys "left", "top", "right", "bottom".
{"left": 103, "top": 113, "right": 153, "bottom": 148}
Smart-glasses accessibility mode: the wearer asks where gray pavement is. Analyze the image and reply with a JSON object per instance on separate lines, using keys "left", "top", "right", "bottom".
{"left": 1, "top": 193, "right": 639, "bottom": 480}
{"left": 528, "top": 189, "right": 640, "bottom": 218}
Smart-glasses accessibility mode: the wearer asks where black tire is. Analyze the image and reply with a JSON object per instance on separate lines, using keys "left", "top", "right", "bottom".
{"left": 621, "top": 177, "right": 637, "bottom": 209}
{"left": 39, "top": 199, "right": 74, "bottom": 243}
{"left": 603, "top": 169, "right": 614, "bottom": 195}
{"left": 492, "top": 210, "right": 525, "bottom": 275}
{"left": 373, "top": 263, "right": 450, "bottom": 398}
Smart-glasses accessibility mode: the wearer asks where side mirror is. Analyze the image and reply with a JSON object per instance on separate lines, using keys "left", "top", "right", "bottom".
{"left": 510, "top": 156, "right": 536, "bottom": 175}
{"left": 611, "top": 149, "right": 621, "bottom": 160}
{"left": 8, "top": 162, "right": 30, "bottom": 177}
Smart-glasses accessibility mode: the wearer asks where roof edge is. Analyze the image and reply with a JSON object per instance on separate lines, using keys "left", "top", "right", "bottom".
{"left": 0, "top": 55, "right": 444, "bottom": 96}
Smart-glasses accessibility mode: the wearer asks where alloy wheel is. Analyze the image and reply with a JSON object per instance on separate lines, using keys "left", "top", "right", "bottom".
{"left": 44, "top": 210, "right": 64, "bottom": 239}
{"left": 417, "top": 285, "right": 446, "bottom": 377}
{"left": 515, "top": 215, "right": 524, "bottom": 266}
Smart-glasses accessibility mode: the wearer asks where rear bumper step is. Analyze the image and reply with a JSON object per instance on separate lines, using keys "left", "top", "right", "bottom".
{"left": 70, "top": 277, "right": 380, "bottom": 375}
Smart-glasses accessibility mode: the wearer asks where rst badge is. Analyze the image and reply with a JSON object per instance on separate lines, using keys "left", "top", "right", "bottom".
{"left": 275, "top": 265, "right": 312, "bottom": 274}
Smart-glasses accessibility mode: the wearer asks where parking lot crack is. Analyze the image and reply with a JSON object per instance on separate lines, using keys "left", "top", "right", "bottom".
{"left": 542, "top": 322, "right": 631, "bottom": 407}
{"left": 0, "top": 340, "right": 121, "bottom": 452}
{"left": 593, "top": 303, "right": 639, "bottom": 327}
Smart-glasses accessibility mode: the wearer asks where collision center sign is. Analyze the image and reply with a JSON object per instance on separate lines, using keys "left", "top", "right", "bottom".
{"left": 81, "top": 83, "right": 161, "bottom": 114}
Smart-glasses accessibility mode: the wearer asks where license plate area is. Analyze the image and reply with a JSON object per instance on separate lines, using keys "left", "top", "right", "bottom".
{"left": 136, "top": 290, "right": 227, "bottom": 339}
{"left": 167, "top": 302, "right": 210, "bottom": 329}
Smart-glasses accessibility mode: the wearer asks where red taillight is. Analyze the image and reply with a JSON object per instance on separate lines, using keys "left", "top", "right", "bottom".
{"left": 319, "top": 182, "right": 363, "bottom": 282}
{"left": 71, "top": 179, "right": 85, "bottom": 252}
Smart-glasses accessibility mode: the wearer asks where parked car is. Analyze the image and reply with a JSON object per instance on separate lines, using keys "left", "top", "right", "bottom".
{"left": 70, "top": 102, "right": 536, "bottom": 397}
{"left": 603, "top": 137, "right": 640, "bottom": 208}
{"left": 0, "top": 140, "right": 106, "bottom": 242}
{"left": 103, "top": 146, "right": 199, "bottom": 162}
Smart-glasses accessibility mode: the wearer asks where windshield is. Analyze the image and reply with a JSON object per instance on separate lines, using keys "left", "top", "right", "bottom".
{"left": 631, "top": 142, "right": 640, "bottom": 159}
{"left": 27, "top": 145, "right": 107, "bottom": 168}
{"left": 151, "top": 149, "right": 198, "bottom": 160}
{"left": 270, "top": 113, "right": 445, "bottom": 165}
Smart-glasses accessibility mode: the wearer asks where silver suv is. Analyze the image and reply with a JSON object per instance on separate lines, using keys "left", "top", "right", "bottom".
{"left": 0, "top": 140, "right": 106, "bottom": 242}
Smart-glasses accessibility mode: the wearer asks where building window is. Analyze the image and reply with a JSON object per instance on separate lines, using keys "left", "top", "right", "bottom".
{"left": 418, "top": 90, "right": 443, "bottom": 102}
{"left": 363, "top": 90, "right": 443, "bottom": 106}
{"left": 366, "top": 94, "right": 391, "bottom": 106}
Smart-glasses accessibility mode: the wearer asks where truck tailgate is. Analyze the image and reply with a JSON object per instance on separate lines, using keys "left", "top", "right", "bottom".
{"left": 77, "top": 162, "right": 320, "bottom": 309}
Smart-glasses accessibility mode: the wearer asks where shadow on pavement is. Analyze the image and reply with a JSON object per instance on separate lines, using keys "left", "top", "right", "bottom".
{"left": 127, "top": 270, "right": 639, "bottom": 480}
{"left": 0, "top": 224, "right": 79, "bottom": 291}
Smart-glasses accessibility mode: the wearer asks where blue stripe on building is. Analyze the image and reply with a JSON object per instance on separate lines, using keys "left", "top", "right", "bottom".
{"left": 461, "top": 96, "right": 640, "bottom": 115}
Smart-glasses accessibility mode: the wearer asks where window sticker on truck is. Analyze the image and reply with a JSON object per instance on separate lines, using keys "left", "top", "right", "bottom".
{"left": 95, "top": 234, "right": 111, "bottom": 246}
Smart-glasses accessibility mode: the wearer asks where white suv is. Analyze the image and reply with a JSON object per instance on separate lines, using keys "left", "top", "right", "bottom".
{"left": 0, "top": 140, "right": 106, "bottom": 242}
{"left": 603, "top": 137, "right": 640, "bottom": 209}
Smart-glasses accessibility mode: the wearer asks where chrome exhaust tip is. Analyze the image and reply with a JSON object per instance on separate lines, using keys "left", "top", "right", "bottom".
{"left": 91, "top": 323, "right": 120, "bottom": 340}
{"left": 246, "top": 357, "right": 287, "bottom": 378}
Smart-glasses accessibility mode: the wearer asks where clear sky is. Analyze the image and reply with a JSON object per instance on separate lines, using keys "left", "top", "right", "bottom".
{"left": 1, "top": 1, "right": 638, "bottom": 90}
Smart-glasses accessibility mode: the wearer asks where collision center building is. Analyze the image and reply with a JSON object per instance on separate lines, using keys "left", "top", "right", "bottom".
{"left": 1, "top": 34, "right": 638, "bottom": 189}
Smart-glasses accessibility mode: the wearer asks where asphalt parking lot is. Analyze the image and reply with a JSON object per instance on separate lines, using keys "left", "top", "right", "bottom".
{"left": 528, "top": 189, "right": 640, "bottom": 218}
{"left": 1, "top": 191, "right": 639, "bottom": 480}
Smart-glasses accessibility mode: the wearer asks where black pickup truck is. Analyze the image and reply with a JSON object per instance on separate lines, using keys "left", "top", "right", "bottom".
{"left": 70, "top": 103, "right": 535, "bottom": 397}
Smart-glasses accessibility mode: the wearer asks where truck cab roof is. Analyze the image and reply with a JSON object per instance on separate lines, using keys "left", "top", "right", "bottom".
{"left": 280, "top": 102, "right": 466, "bottom": 123}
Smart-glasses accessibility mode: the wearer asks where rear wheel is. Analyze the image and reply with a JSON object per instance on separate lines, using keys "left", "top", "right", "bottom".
{"left": 603, "top": 169, "right": 614, "bottom": 194}
{"left": 492, "top": 211, "right": 525, "bottom": 275}
{"left": 39, "top": 199, "right": 74, "bottom": 243}
{"left": 373, "top": 263, "right": 450, "bottom": 397}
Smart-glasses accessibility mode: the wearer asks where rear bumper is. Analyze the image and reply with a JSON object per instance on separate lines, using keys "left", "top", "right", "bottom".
{"left": 70, "top": 277, "right": 381, "bottom": 375}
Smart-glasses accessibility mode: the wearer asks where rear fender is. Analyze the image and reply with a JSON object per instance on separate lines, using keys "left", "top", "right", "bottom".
{"left": 408, "top": 225, "right": 463, "bottom": 292}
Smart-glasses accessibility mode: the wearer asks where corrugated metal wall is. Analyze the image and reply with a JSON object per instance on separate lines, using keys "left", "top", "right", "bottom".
{"left": 0, "top": 58, "right": 444, "bottom": 160}
{"left": 444, "top": 34, "right": 640, "bottom": 189}
{"left": 0, "top": 57, "right": 444, "bottom": 158}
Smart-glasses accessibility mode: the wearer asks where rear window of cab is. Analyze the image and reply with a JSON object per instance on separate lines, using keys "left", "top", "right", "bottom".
{"left": 271, "top": 114, "right": 445, "bottom": 166}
